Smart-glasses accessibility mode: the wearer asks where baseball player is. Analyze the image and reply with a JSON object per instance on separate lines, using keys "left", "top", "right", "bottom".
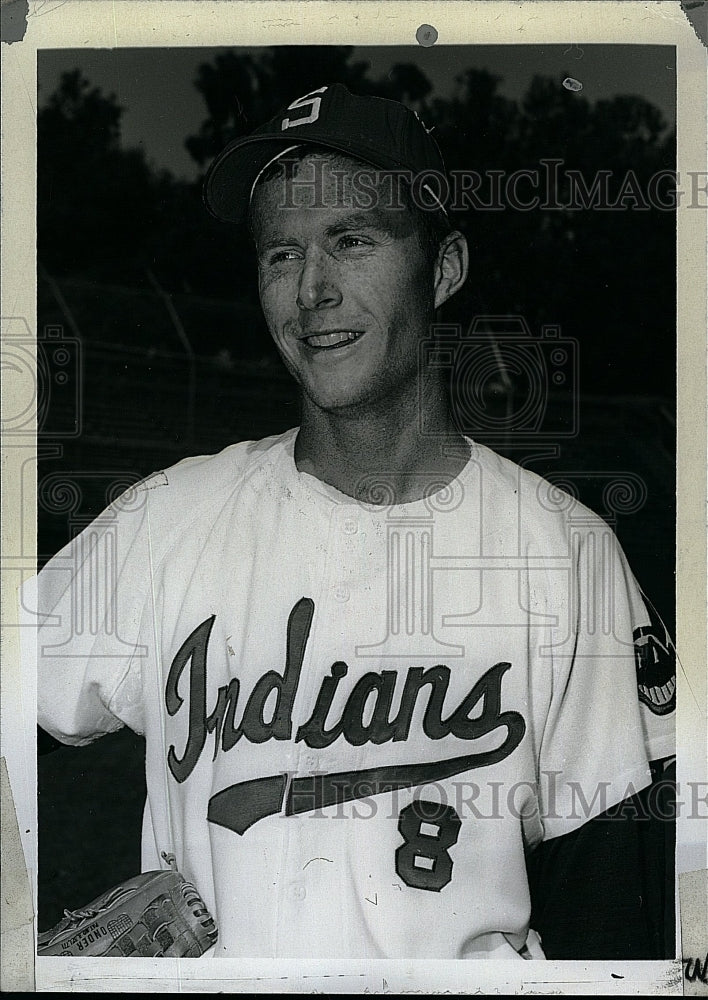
{"left": 36, "top": 84, "right": 676, "bottom": 960}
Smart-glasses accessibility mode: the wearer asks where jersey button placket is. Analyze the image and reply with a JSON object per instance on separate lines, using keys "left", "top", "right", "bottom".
{"left": 332, "top": 511, "right": 359, "bottom": 602}
{"left": 274, "top": 501, "right": 346, "bottom": 952}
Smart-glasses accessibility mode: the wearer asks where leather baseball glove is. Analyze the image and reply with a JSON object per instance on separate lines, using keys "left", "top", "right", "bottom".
{"left": 37, "top": 870, "right": 217, "bottom": 957}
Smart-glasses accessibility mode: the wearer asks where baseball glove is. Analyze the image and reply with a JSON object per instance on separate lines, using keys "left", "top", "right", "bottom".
{"left": 37, "top": 870, "right": 218, "bottom": 958}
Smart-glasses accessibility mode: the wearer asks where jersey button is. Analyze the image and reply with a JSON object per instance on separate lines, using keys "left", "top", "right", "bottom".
{"left": 342, "top": 518, "right": 358, "bottom": 535}
{"left": 334, "top": 584, "right": 350, "bottom": 602}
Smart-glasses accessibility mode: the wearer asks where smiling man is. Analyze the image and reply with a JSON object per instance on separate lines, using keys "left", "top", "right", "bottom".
{"left": 250, "top": 145, "right": 469, "bottom": 502}
{"left": 37, "top": 84, "right": 675, "bottom": 960}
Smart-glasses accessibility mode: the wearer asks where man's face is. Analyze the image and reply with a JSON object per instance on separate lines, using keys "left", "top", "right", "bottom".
{"left": 251, "top": 153, "right": 439, "bottom": 415}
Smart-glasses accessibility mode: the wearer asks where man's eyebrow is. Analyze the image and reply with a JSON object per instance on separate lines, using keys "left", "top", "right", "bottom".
{"left": 259, "top": 236, "right": 294, "bottom": 248}
{"left": 256, "top": 212, "right": 397, "bottom": 251}
{"left": 324, "top": 212, "right": 393, "bottom": 237}
{"left": 257, "top": 236, "right": 301, "bottom": 253}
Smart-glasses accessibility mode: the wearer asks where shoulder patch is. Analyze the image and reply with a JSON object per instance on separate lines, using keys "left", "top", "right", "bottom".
{"left": 633, "top": 596, "right": 676, "bottom": 716}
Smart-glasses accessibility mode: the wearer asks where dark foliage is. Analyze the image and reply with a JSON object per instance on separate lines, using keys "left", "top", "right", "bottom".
{"left": 38, "top": 51, "right": 675, "bottom": 396}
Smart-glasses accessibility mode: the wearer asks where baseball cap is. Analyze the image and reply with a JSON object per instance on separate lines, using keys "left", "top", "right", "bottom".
{"left": 203, "top": 83, "right": 447, "bottom": 223}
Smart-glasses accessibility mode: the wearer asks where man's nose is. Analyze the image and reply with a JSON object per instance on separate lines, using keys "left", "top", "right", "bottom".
{"left": 296, "top": 250, "right": 342, "bottom": 311}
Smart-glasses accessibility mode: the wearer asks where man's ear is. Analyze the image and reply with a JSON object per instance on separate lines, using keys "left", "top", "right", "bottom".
{"left": 433, "top": 231, "right": 469, "bottom": 310}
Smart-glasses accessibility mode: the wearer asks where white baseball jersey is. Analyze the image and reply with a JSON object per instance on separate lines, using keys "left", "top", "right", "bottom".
{"left": 36, "top": 428, "right": 675, "bottom": 959}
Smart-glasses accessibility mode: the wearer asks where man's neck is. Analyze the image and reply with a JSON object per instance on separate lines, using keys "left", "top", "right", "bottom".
{"left": 294, "top": 384, "right": 470, "bottom": 504}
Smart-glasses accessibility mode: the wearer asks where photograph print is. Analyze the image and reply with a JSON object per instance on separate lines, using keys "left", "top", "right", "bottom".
{"left": 33, "top": 41, "right": 677, "bottom": 962}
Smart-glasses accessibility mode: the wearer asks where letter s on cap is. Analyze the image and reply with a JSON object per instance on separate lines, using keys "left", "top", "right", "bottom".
{"left": 281, "top": 87, "right": 328, "bottom": 130}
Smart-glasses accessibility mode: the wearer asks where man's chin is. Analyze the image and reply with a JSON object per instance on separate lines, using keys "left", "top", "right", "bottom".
{"left": 301, "top": 384, "right": 384, "bottom": 419}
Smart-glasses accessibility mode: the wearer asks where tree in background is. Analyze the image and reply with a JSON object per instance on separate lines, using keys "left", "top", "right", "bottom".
{"left": 182, "top": 48, "right": 675, "bottom": 393}
{"left": 37, "top": 50, "right": 676, "bottom": 392}
{"left": 38, "top": 70, "right": 158, "bottom": 283}
{"left": 37, "top": 67, "right": 269, "bottom": 359}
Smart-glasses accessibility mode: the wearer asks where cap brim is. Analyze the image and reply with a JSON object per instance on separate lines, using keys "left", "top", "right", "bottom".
{"left": 203, "top": 132, "right": 405, "bottom": 224}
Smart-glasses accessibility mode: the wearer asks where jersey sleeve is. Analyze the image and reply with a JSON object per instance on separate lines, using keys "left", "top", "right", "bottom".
{"left": 36, "top": 480, "right": 157, "bottom": 746}
{"left": 527, "top": 769, "right": 675, "bottom": 958}
{"left": 536, "top": 519, "right": 676, "bottom": 840}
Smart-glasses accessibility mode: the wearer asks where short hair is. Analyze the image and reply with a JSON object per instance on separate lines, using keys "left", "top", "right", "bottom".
{"left": 248, "top": 145, "right": 453, "bottom": 270}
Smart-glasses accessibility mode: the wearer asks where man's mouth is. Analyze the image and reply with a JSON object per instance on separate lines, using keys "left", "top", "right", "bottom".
{"left": 302, "top": 330, "right": 364, "bottom": 350}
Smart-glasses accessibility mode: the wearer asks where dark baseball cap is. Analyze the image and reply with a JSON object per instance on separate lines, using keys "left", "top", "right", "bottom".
{"left": 203, "top": 83, "right": 447, "bottom": 223}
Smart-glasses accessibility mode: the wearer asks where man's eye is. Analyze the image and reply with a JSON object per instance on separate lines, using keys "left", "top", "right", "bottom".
{"left": 267, "top": 249, "right": 300, "bottom": 265}
{"left": 338, "top": 236, "right": 371, "bottom": 250}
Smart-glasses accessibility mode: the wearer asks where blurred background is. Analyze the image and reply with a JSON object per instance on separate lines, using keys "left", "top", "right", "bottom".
{"left": 36, "top": 44, "right": 676, "bottom": 933}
